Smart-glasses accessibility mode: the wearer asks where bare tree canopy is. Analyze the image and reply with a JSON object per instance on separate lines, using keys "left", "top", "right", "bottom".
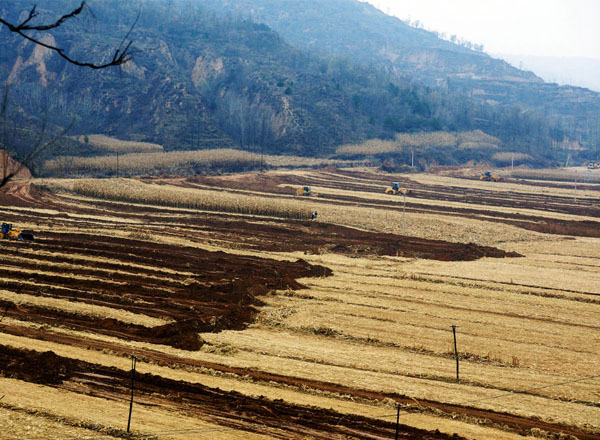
{"left": 0, "top": 1, "right": 139, "bottom": 189}
{"left": 1, "top": 87, "right": 74, "bottom": 189}
{"left": 0, "top": 1, "right": 136, "bottom": 69}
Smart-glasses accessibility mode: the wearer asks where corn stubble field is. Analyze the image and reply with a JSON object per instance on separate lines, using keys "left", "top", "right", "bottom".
{"left": 1, "top": 166, "right": 600, "bottom": 440}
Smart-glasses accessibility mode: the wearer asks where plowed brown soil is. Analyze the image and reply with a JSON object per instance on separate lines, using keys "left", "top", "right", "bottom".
{"left": 0, "top": 230, "right": 330, "bottom": 350}
{"left": 0, "top": 345, "right": 463, "bottom": 440}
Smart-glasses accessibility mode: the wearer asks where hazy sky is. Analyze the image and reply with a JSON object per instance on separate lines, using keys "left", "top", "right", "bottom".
{"left": 365, "top": 0, "right": 600, "bottom": 59}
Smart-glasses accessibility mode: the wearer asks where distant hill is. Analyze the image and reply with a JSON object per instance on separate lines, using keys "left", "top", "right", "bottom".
{"left": 210, "top": 0, "right": 537, "bottom": 82}
{"left": 209, "top": 0, "right": 600, "bottom": 146}
{"left": 496, "top": 54, "right": 600, "bottom": 93}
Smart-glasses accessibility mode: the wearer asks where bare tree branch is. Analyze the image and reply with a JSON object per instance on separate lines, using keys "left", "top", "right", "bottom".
{"left": 0, "top": 1, "right": 136, "bottom": 69}
{"left": 0, "top": 2, "right": 141, "bottom": 189}
{"left": 0, "top": 86, "right": 75, "bottom": 190}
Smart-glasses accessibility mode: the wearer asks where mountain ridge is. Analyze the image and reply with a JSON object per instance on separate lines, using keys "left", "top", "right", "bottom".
{"left": 0, "top": 0, "right": 598, "bottom": 167}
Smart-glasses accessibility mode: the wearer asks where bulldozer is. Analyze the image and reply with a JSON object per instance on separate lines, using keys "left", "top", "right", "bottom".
{"left": 384, "top": 182, "right": 410, "bottom": 195}
{"left": 1, "top": 222, "right": 34, "bottom": 242}
{"left": 296, "top": 186, "right": 313, "bottom": 196}
{"left": 480, "top": 171, "right": 500, "bottom": 182}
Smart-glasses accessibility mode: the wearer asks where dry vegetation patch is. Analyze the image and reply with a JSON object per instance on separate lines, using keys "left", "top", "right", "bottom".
{"left": 75, "top": 134, "right": 164, "bottom": 153}
{"left": 70, "top": 178, "right": 313, "bottom": 219}
{"left": 336, "top": 130, "right": 500, "bottom": 155}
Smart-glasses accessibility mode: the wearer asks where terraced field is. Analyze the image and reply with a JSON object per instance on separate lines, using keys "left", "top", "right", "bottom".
{"left": 0, "top": 167, "right": 599, "bottom": 439}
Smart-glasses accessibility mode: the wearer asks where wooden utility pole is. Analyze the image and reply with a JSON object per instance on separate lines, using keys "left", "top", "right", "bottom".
{"left": 127, "top": 355, "right": 138, "bottom": 433}
{"left": 450, "top": 325, "right": 459, "bottom": 381}
{"left": 511, "top": 153, "right": 514, "bottom": 176}
{"left": 395, "top": 404, "right": 400, "bottom": 440}
{"left": 116, "top": 152, "right": 119, "bottom": 178}
{"left": 260, "top": 144, "right": 264, "bottom": 173}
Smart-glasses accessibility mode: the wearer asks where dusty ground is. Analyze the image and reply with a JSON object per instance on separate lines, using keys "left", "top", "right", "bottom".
{"left": 0, "top": 168, "right": 599, "bottom": 439}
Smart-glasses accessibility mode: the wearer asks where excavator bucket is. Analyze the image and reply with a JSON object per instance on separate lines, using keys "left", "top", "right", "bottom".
{"left": 18, "top": 232, "right": 34, "bottom": 242}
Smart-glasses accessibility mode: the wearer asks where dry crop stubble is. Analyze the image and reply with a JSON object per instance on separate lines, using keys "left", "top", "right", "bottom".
{"left": 0, "top": 324, "right": 525, "bottom": 440}
{"left": 70, "top": 179, "right": 313, "bottom": 220}
{"left": 282, "top": 182, "right": 600, "bottom": 222}
{"left": 0, "top": 405, "right": 124, "bottom": 440}
{"left": 0, "top": 378, "right": 272, "bottom": 440}
{"left": 0, "top": 370, "right": 532, "bottom": 440}
{"left": 408, "top": 172, "right": 600, "bottom": 199}
{"left": 75, "top": 134, "right": 164, "bottom": 153}
{"left": 317, "top": 203, "right": 547, "bottom": 245}
{"left": 4, "top": 170, "right": 600, "bottom": 438}
{"left": 0, "top": 290, "right": 169, "bottom": 327}
{"left": 219, "top": 249, "right": 600, "bottom": 424}
{"left": 44, "top": 148, "right": 357, "bottom": 175}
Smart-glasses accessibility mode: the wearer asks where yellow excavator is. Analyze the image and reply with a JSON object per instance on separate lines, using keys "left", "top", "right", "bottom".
{"left": 296, "top": 186, "right": 313, "bottom": 196}
{"left": 384, "top": 182, "right": 410, "bottom": 195}
{"left": 480, "top": 171, "right": 500, "bottom": 182}
{"left": 1, "top": 222, "right": 34, "bottom": 242}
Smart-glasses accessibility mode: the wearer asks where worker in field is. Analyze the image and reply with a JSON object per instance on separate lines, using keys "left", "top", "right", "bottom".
{"left": 311, "top": 211, "right": 318, "bottom": 220}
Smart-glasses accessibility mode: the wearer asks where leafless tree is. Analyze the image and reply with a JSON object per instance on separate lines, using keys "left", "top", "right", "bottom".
{"left": 0, "top": 1, "right": 136, "bottom": 69}
{"left": 0, "top": 1, "right": 138, "bottom": 189}
{"left": 1, "top": 87, "right": 74, "bottom": 189}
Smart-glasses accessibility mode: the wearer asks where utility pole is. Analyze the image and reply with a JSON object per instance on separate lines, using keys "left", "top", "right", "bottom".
{"left": 260, "top": 144, "right": 264, "bottom": 174}
{"left": 450, "top": 325, "right": 459, "bottom": 382}
{"left": 395, "top": 404, "right": 400, "bottom": 440}
{"left": 116, "top": 152, "right": 119, "bottom": 178}
{"left": 511, "top": 153, "right": 514, "bottom": 176}
{"left": 127, "top": 355, "right": 138, "bottom": 433}
{"left": 411, "top": 150, "right": 414, "bottom": 168}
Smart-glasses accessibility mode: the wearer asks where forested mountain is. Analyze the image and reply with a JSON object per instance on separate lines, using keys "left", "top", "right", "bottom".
{"left": 209, "top": 0, "right": 600, "bottom": 151}
{"left": 0, "top": 0, "right": 598, "bottom": 165}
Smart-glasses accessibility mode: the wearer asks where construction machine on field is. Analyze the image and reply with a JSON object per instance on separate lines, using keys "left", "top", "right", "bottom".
{"left": 296, "top": 186, "right": 313, "bottom": 196}
{"left": 1, "top": 222, "right": 34, "bottom": 242}
{"left": 480, "top": 171, "right": 500, "bottom": 182}
{"left": 385, "top": 182, "right": 410, "bottom": 195}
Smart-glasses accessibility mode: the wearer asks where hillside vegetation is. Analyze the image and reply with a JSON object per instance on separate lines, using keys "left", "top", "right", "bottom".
{"left": 213, "top": 0, "right": 600, "bottom": 152}
{"left": 1, "top": 0, "right": 593, "bottom": 168}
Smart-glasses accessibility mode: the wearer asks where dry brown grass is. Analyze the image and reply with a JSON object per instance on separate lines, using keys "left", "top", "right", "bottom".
{"left": 492, "top": 152, "right": 532, "bottom": 163}
{"left": 44, "top": 148, "right": 259, "bottom": 174}
{"left": 44, "top": 149, "right": 359, "bottom": 175}
{"left": 336, "top": 130, "right": 500, "bottom": 155}
{"left": 508, "top": 168, "right": 600, "bottom": 183}
{"left": 70, "top": 178, "right": 313, "bottom": 220}
{"left": 75, "top": 134, "right": 164, "bottom": 153}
